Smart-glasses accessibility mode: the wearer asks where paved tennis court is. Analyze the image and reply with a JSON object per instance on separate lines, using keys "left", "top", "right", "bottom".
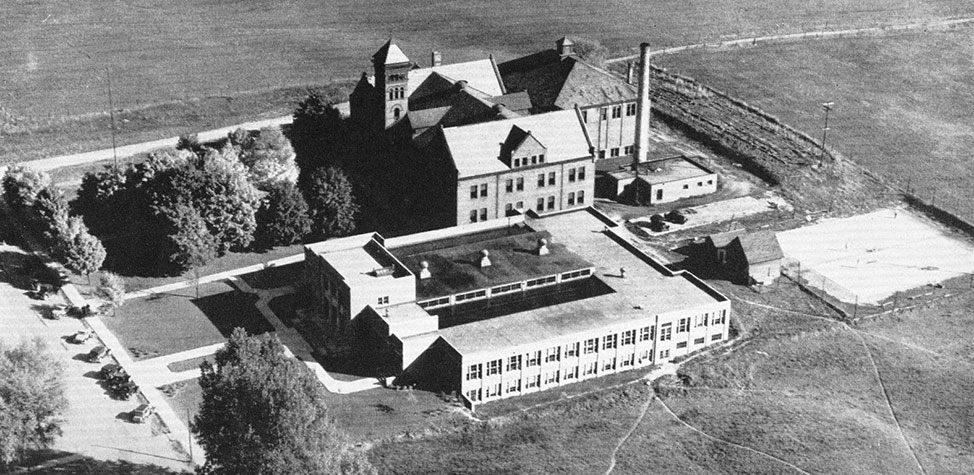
{"left": 778, "top": 208, "right": 974, "bottom": 304}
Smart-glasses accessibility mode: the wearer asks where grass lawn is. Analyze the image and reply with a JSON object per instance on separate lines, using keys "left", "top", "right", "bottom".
{"left": 163, "top": 378, "right": 204, "bottom": 431}
{"left": 656, "top": 28, "right": 974, "bottom": 223}
{"left": 4, "top": 1, "right": 971, "bottom": 164}
{"left": 71, "top": 244, "right": 303, "bottom": 295}
{"left": 167, "top": 355, "right": 212, "bottom": 374}
{"left": 237, "top": 261, "right": 304, "bottom": 290}
{"left": 322, "top": 387, "right": 464, "bottom": 443}
{"left": 102, "top": 280, "right": 272, "bottom": 360}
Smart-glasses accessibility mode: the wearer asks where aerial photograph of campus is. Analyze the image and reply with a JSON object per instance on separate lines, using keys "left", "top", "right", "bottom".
{"left": 3, "top": 1, "right": 974, "bottom": 474}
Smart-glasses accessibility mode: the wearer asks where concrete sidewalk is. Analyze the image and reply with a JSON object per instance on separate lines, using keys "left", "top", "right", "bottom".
{"left": 124, "top": 253, "right": 304, "bottom": 301}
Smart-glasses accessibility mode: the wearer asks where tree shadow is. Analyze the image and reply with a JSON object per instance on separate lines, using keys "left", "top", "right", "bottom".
{"left": 6, "top": 452, "right": 190, "bottom": 474}
{"left": 191, "top": 289, "right": 274, "bottom": 339}
{"left": 0, "top": 250, "right": 64, "bottom": 291}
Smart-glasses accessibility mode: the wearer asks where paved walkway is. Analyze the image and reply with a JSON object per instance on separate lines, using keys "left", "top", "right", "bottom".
{"left": 124, "top": 253, "right": 304, "bottom": 301}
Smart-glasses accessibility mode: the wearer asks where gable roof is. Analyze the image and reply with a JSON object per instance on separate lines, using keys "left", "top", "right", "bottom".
{"left": 737, "top": 231, "right": 784, "bottom": 265}
{"left": 707, "top": 229, "right": 746, "bottom": 248}
{"left": 438, "top": 109, "right": 591, "bottom": 179}
{"left": 408, "top": 58, "right": 505, "bottom": 98}
{"left": 498, "top": 49, "right": 636, "bottom": 111}
{"left": 373, "top": 39, "right": 411, "bottom": 65}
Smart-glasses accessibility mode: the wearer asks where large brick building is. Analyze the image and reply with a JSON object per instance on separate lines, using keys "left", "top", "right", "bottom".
{"left": 305, "top": 209, "right": 731, "bottom": 408}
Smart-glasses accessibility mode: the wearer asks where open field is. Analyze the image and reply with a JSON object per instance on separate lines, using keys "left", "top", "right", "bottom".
{"left": 655, "top": 27, "right": 974, "bottom": 223}
{"left": 3, "top": 1, "right": 972, "bottom": 147}
{"left": 777, "top": 208, "right": 974, "bottom": 304}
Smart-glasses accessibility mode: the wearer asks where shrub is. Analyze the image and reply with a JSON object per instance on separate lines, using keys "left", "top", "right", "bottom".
{"left": 2, "top": 165, "right": 51, "bottom": 211}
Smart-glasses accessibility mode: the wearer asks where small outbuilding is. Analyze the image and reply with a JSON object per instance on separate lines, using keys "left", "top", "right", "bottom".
{"left": 702, "top": 229, "right": 783, "bottom": 285}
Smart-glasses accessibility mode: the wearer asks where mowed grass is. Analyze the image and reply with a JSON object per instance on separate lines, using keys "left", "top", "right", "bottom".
{"left": 103, "top": 280, "right": 271, "bottom": 360}
{"left": 655, "top": 28, "right": 974, "bottom": 223}
{"left": 3, "top": 0, "right": 971, "bottom": 132}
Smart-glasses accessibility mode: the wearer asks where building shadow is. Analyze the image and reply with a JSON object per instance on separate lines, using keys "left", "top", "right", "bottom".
{"left": 191, "top": 289, "right": 274, "bottom": 339}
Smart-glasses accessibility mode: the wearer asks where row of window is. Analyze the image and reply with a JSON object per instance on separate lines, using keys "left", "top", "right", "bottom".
{"left": 580, "top": 102, "right": 637, "bottom": 123}
{"left": 387, "top": 86, "right": 406, "bottom": 100}
{"left": 680, "top": 180, "right": 714, "bottom": 190}
{"left": 512, "top": 154, "right": 545, "bottom": 168}
{"left": 417, "top": 270, "right": 591, "bottom": 310}
{"left": 472, "top": 168, "right": 588, "bottom": 201}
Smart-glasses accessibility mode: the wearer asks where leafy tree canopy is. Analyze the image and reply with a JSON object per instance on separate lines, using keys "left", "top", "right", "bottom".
{"left": 55, "top": 216, "right": 106, "bottom": 277}
{"left": 255, "top": 180, "right": 311, "bottom": 248}
{"left": 304, "top": 166, "right": 358, "bottom": 239}
{"left": 2, "top": 166, "right": 51, "bottom": 211}
{"left": 194, "top": 329, "right": 375, "bottom": 475}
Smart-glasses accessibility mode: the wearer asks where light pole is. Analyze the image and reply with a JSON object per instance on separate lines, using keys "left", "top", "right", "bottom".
{"left": 106, "top": 67, "right": 119, "bottom": 173}
{"left": 818, "top": 101, "right": 834, "bottom": 167}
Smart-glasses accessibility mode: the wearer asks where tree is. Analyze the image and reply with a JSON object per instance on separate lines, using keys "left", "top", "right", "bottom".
{"left": 30, "top": 185, "right": 71, "bottom": 247}
{"left": 97, "top": 272, "right": 126, "bottom": 317}
{"left": 2, "top": 166, "right": 51, "bottom": 212}
{"left": 571, "top": 36, "right": 609, "bottom": 67}
{"left": 54, "top": 216, "right": 106, "bottom": 283}
{"left": 255, "top": 181, "right": 312, "bottom": 248}
{"left": 291, "top": 90, "right": 346, "bottom": 186}
{"left": 304, "top": 166, "right": 358, "bottom": 239}
{"left": 0, "top": 339, "right": 68, "bottom": 468}
{"left": 194, "top": 329, "right": 375, "bottom": 475}
{"left": 161, "top": 202, "right": 217, "bottom": 297}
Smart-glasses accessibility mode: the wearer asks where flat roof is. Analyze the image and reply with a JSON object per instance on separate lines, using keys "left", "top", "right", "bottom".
{"left": 431, "top": 209, "right": 727, "bottom": 358}
{"left": 309, "top": 236, "right": 411, "bottom": 286}
{"left": 605, "top": 156, "right": 714, "bottom": 185}
{"left": 392, "top": 230, "right": 593, "bottom": 300}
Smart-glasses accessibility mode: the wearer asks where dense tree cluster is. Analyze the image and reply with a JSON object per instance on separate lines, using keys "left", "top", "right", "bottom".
{"left": 194, "top": 329, "right": 375, "bottom": 475}
{"left": 2, "top": 166, "right": 106, "bottom": 279}
{"left": 0, "top": 339, "right": 68, "bottom": 468}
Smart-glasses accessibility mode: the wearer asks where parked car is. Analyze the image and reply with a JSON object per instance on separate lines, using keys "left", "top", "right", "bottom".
{"left": 649, "top": 214, "right": 670, "bottom": 232}
{"left": 67, "top": 304, "right": 95, "bottom": 318}
{"left": 49, "top": 306, "right": 67, "bottom": 320}
{"left": 108, "top": 375, "right": 139, "bottom": 400}
{"left": 664, "top": 209, "right": 688, "bottom": 224}
{"left": 86, "top": 345, "right": 110, "bottom": 363}
{"left": 28, "top": 280, "right": 57, "bottom": 300}
{"left": 68, "top": 329, "right": 92, "bottom": 344}
{"left": 130, "top": 404, "right": 154, "bottom": 423}
{"left": 100, "top": 363, "right": 123, "bottom": 380}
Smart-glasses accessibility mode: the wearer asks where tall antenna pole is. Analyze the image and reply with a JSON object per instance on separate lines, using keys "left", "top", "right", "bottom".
{"left": 106, "top": 67, "right": 119, "bottom": 173}
{"left": 818, "top": 101, "right": 834, "bottom": 167}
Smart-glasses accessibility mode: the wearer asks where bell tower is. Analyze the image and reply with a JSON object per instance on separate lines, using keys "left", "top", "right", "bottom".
{"left": 372, "top": 39, "right": 412, "bottom": 128}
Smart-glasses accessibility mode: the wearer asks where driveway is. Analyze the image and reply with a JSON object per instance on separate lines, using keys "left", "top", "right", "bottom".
{"left": 0, "top": 244, "right": 192, "bottom": 473}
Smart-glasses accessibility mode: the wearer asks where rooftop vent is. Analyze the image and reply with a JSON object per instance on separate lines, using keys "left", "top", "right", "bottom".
{"left": 419, "top": 260, "right": 431, "bottom": 280}
{"left": 372, "top": 266, "right": 395, "bottom": 277}
{"left": 556, "top": 37, "right": 575, "bottom": 58}
{"left": 479, "top": 249, "right": 492, "bottom": 268}
{"left": 536, "top": 238, "right": 550, "bottom": 256}
{"left": 431, "top": 50, "right": 442, "bottom": 67}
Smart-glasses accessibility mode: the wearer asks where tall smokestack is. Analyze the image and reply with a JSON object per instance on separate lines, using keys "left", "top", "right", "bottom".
{"left": 632, "top": 42, "right": 652, "bottom": 169}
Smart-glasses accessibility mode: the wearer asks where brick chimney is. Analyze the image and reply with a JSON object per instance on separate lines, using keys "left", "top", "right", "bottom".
{"left": 633, "top": 42, "right": 652, "bottom": 169}
{"left": 431, "top": 51, "right": 442, "bottom": 67}
{"left": 626, "top": 62, "right": 635, "bottom": 85}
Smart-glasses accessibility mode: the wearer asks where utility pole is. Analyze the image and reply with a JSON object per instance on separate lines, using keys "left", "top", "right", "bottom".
{"left": 106, "top": 67, "right": 119, "bottom": 174}
{"left": 818, "top": 101, "right": 834, "bottom": 167}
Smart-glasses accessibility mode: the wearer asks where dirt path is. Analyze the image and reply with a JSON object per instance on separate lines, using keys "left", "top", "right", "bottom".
{"left": 607, "top": 17, "right": 974, "bottom": 62}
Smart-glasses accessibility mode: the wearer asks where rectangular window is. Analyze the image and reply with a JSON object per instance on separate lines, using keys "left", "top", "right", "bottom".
{"left": 492, "top": 282, "right": 521, "bottom": 295}
{"left": 514, "top": 158, "right": 520, "bottom": 167}
{"left": 466, "top": 364, "right": 482, "bottom": 380}
{"left": 707, "top": 179, "right": 713, "bottom": 185}
{"left": 602, "top": 358, "right": 616, "bottom": 372}
{"left": 698, "top": 182, "right": 703, "bottom": 187}
{"left": 485, "top": 383, "right": 502, "bottom": 398}
{"left": 507, "top": 355, "right": 522, "bottom": 371}
{"left": 506, "top": 179, "right": 513, "bottom": 192}
{"left": 526, "top": 375, "right": 541, "bottom": 388}
{"left": 537, "top": 174, "right": 545, "bottom": 187}
{"left": 694, "top": 337, "right": 705, "bottom": 345}
{"left": 621, "top": 329, "right": 636, "bottom": 346}
{"left": 583, "top": 338, "right": 598, "bottom": 354}
{"left": 677, "top": 318, "right": 689, "bottom": 333}
{"left": 626, "top": 103, "right": 637, "bottom": 116}
{"left": 548, "top": 172, "right": 556, "bottom": 185}
{"left": 547, "top": 196, "right": 555, "bottom": 210}
{"left": 659, "top": 349, "right": 670, "bottom": 360}
{"left": 567, "top": 192, "right": 575, "bottom": 206}
{"left": 577, "top": 191, "right": 585, "bottom": 204}
{"left": 612, "top": 106, "right": 622, "bottom": 118}
{"left": 516, "top": 201, "right": 523, "bottom": 209}
{"left": 582, "top": 362, "right": 597, "bottom": 376}
{"left": 507, "top": 379, "right": 521, "bottom": 393}
{"left": 466, "top": 389, "right": 481, "bottom": 401}
{"left": 600, "top": 108, "right": 607, "bottom": 120}
{"left": 561, "top": 269, "right": 591, "bottom": 281}
{"left": 602, "top": 334, "right": 618, "bottom": 351}
{"left": 377, "top": 296, "right": 389, "bottom": 305}
{"left": 531, "top": 155, "right": 538, "bottom": 165}
{"left": 505, "top": 203, "right": 513, "bottom": 215}
{"left": 516, "top": 177, "right": 524, "bottom": 191}
{"left": 544, "top": 371, "right": 560, "bottom": 384}
{"left": 469, "top": 210, "right": 477, "bottom": 223}
{"left": 564, "top": 366, "right": 578, "bottom": 380}
{"left": 639, "top": 326, "right": 655, "bottom": 342}
{"left": 568, "top": 168, "right": 576, "bottom": 182}
{"left": 565, "top": 342, "right": 579, "bottom": 358}
{"left": 539, "top": 154, "right": 545, "bottom": 163}
{"left": 536, "top": 198, "right": 544, "bottom": 212}
{"left": 480, "top": 183, "right": 488, "bottom": 197}
{"left": 479, "top": 208, "right": 487, "bottom": 222}
{"left": 676, "top": 341, "right": 688, "bottom": 349}
{"left": 639, "top": 350, "right": 651, "bottom": 363}
{"left": 610, "top": 147, "right": 620, "bottom": 157}
{"left": 486, "top": 359, "right": 502, "bottom": 376}
{"left": 526, "top": 351, "right": 541, "bottom": 367}
{"left": 696, "top": 314, "right": 708, "bottom": 327}
{"left": 578, "top": 167, "right": 586, "bottom": 180}
{"left": 712, "top": 333, "right": 723, "bottom": 341}
{"left": 683, "top": 184, "right": 689, "bottom": 190}
{"left": 544, "top": 346, "right": 561, "bottom": 363}
{"left": 621, "top": 353, "right": 635, "bottom": 367}
{"left": 660, "top": 323, "right": 672, "bottom": 341}
{"left": 469, "top": 185, "right": 477, "bottom": 199}
{"left": 598, "top": 150, "right": 606, "bottom": 159}
{"left": 624, "top": 145, "right": 634, "bottom": 155}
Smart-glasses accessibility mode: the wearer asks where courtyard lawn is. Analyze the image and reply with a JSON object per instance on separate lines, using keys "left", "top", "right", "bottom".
{"left": 102, "top": 280, "right": 272, "bottom": 360}
{"left": 655, "top": 28, "right": 974, "bottom": 224}
{"left": 236, "top": 261, "right": 304, "bottom": 290}
{"left": 162, "top": 378, "right": 204, "bottom": 431}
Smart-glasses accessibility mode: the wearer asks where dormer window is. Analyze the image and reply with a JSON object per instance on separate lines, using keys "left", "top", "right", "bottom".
{"left": 500, "top": 125, "right": 547, "bottom": 170}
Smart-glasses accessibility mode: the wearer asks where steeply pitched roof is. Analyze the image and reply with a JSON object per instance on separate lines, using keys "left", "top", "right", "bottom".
{"left": 706, "top": 229, "right": 746, "bottom": 248}
{"left": 408, "top": 59, "right": 505, "bottom": 98}
{"left": 373, "top": 39, "right": 411, "bottom": 65}
{"left": 737, "top": 231, "right": 784, "bottom": 265}
{"left": 499, "top": 49, "right": 636, "bottom": 111}
{"left": 488, "top": 91, "right": 532, "bottom": 113}
{"left": 438, "top": 109, "right": 591, "bottom": 178}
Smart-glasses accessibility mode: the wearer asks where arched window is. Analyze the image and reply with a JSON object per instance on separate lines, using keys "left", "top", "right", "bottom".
{"left": 393, "top": 107, "right": 401, "bottom": 120}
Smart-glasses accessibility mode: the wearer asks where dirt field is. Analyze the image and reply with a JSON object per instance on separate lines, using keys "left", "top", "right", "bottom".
{"left": 777, "top": 208, "right": 974, "bottom": 304}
